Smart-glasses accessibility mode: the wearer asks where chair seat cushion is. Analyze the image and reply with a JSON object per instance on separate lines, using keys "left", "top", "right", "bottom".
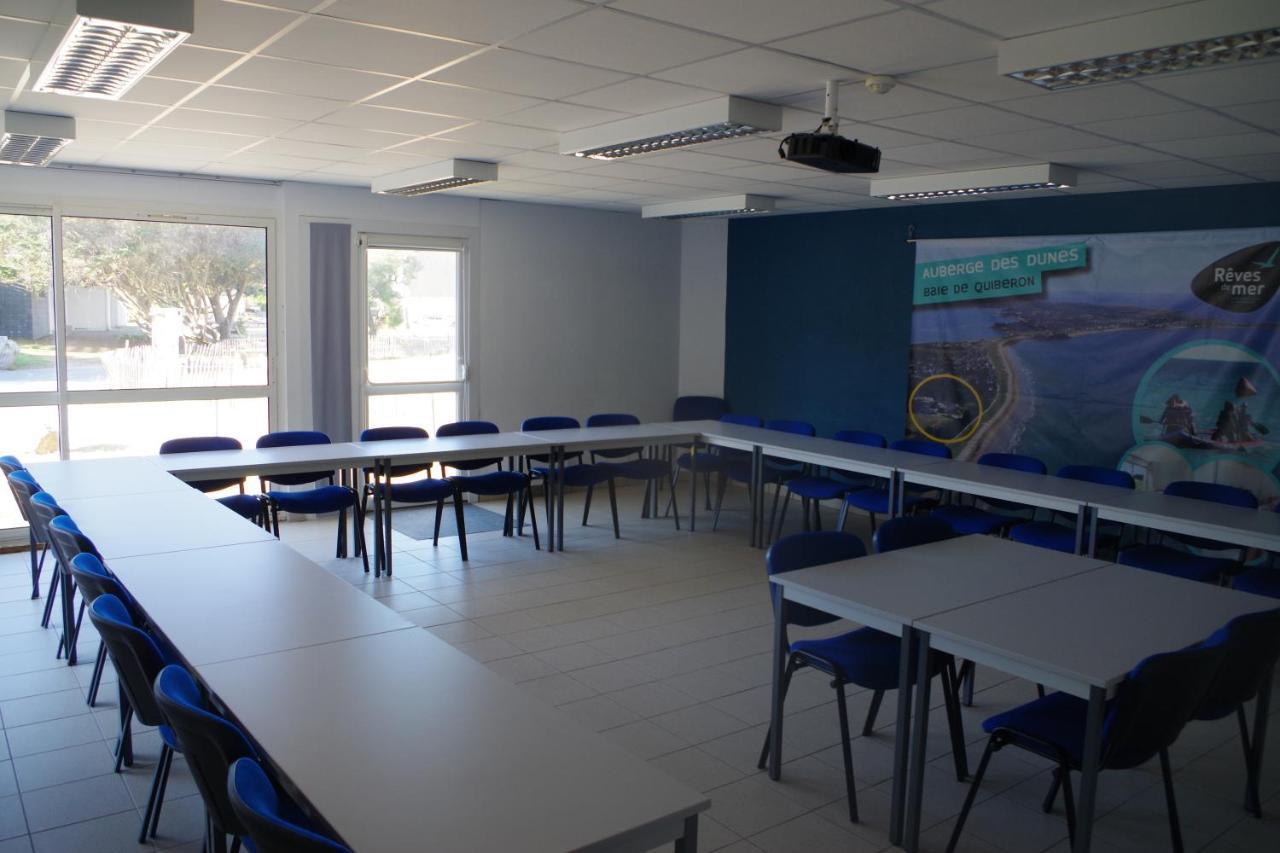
{"left": 787, "top": 477, "right": 850, "bottom": 501}
{"left": 370, "top": 479, "right": 455, "bottom": 504}
{"left": 532, "top": 464, "right": 611, "bottom": 487}
{"left": 842, "top": 488, "right": 926, "bottom": 515}
{"left": 216, "top": 494, "right": 263, "bottom": 520}
{"left": 602, "top": 458, "right": 669, "bottom": 481}
{"left": 451, "top": 471, "right": 528, "bottom": 496}
{"left": 1119, "top": 544, "right": 1233, "bottom": 584}
{"left": 159, "top": 724, "right": 182, "bottom": 752}
{"left": 791, "top": 627, "right": 941, "bottom": 690}
{"left": 983, "top": 691, "right": 1089, "bottom": 767}
{"left": 932, "top": 505, "right": 1019, "bottom": 536}
{"left": 1233, "top": 566, "right": 1280, "bottom": 599}
{"left": 266, "top": 485, "right": 355, "bottom": 514}
{"left": 1009, "top": 521, "right": 1076, "bottom": 553}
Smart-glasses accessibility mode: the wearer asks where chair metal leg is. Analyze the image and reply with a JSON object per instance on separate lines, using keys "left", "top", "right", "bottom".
{"left": 140, "top": 743, "right": 172, "bottom": 843}
{"left": 773, "top": 488, "right": 791, "bottom": 545}
{"left": 114, "top": 699, "right": 134, "bottom": 772}
{"left": 582, "top": 484, "right": 594, "bottom": 525}
{"left": 837, "top": 501, "right": 850, "bottom": 533}
{"left": 526, "top": 483, "right": 540, "bottom": 550}
{"left": 1237, "top": 704, "right": 1262, "bottom": 817}
{"left": 941, "top": 663, "right": 969, "bottom": 781}
{"left": 862, "top": 689, "right": 884, "bottom": 736}
{"left": 149, "top": 743, "right": 173, "bottom": 838}
{"left": 1159, "top": 747, "right": 1185, "bottom": 853}
{"left": 767, "top": 482, "right": 783, "bottom": 542}
{"left": 757, "top": 656, "right": 798, "bottom": 770}
{"left": 29, "top": 530, "right": 41, "bottom": 599}
{"left": 433, "top": 500, "right": 444, "bottom": 546}
{"left": 958, "top": 659, "right": 976, "bottom": 706}
{"left": 946, "top": 735, "right": 1001, "bottom": 853}
{"left": 711, "top": 472, "right": 728, "bottom": 531}
{"left": 607, "top": 477, "right": 620, "bottom": 539}
{"left": 87, "top": 640, "right": 107, "bottom": 706}
{"left": 41, "top": 562, "right": 60, "bottom": 629}
{"left": 666, "top": 475, "right": 681, "bottom": 530}
{"left": 812, "top": 498, "right": 822, "bottom": 531}
{"left": 834, "top": 678, "right": 860, "bottom": 823}
{"left": 1042, "top": 767, "right": 1062, "bottom": 813}
{"left": 452, "top": 489, "right": 469, "bottom": 561}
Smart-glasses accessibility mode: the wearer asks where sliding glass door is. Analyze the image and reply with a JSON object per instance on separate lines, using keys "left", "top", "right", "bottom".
{"left": 357, "top": 235, "right": 466, "bottom": 435}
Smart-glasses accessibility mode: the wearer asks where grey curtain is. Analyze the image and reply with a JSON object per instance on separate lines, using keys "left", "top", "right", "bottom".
{"left": 309, "top": 222, "right": 353, "bottom": 441}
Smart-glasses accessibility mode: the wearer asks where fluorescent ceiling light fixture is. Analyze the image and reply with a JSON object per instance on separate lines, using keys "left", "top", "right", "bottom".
{"left": 0, "top": 111, "right": 76, "bottom": 166}
{"left": 32, "top": 0, "right": 193, "bottom": 99}
{"left": 561, "top": 97, "right": 781, "bottom": 160}
{"left": 641, "top": 195, "right": 776, "bottom": 220}
{"left": 871, "top": 165, "right": 1076, "bottom": 201}
{"left": 999, "top": 0, "right": 1280, "bottom": 89}
{"left": 372, "top": 159, "right": 498, "bottom": 196}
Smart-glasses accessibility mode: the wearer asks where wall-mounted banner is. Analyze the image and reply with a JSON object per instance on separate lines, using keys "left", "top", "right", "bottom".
{"left": 907, "top": 228, "right": 1280, "bottom": 507}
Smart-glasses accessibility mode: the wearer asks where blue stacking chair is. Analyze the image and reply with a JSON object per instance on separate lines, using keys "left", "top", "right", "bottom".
{"left": 256, "top": 431, "right": 367, "bottom": 573}
{"left": 88, "top": 594, "right": 182, "bottom": 843}
{"left": 713, "top": 419, "right": 813, "bottom": 533}
{"left": 1234, "top": 566, "right": 1280, "bottom": 598}
{"left": 1, "top": 456, "right": 46, "bottom": 600}
{"left": 154, "top": 665, "right": 259, "bottom": 853}
{"left": 437, "top": 420, "right": 539, "bottom": 560}
{"left": 669, "top": 413, "right": 761, "bottom": 517}
{"left": 522, "top": 416, "right": 619, "bottom": 540}
{"left": 932, "top": 452, "right": 1047, "bottom": 536}
{"left": 585, "top": 413, "right": 680, "bottom": 528}
{"left": 46, "top": 514, "right": 104, "bottom": 664}
{"left": 759, "top": 531, "right": 966, "bottom": 823}
{"left": 25, "top": 490, "right": 70, "bottom": 640}
{"left": 7, "top": 469, "right": 57, "bottom": 607}
{"left": 1011, "top": 465, "right": 1136, "bottom": 554}
{"left": 228, "top": 758, "right": 351, "bottom": 852}
{"left": 672, "top": 396, "right": 728, "bottom": 422}
{"left": 946, "top": 635, "right": 1228, "bottom": 853}
{"left": 160, "top": 437, "right": 264, "bottom": 525}
{"left": 1119, "top": 481, "right": 1257, "bottom": 584}
{"left": 359, "top": 427, "right": 458, "bottom": 566}
{"left": 772, "top": 430, "right": 887, "bottom": 544}
{"left": 69, "top": 552, "right": 134, "bottom": 707}
{"left": 840, "top": 438, "right": 951, "bottom": 533}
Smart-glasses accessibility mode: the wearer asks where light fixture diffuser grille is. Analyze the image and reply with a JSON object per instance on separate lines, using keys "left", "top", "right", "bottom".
{"left": 385, "top": 176, "right": 491, "bottom": 196}
{"left": 34, "top": 13, "right": 190, "bottom": 100}
{"left": 561, "top": 97, "right": 782, "bottom": 161}
{"left": 576, "top": 121, "right": 763, "bottom": 160}
{"left": 371, "top": 159, "right": 499, "bottom": 197}
{"left": 871, "top": 165, "right": 1076, "bottom": 202}
{"left": 0, "top": 112, "right": 76, "bottom": 167}
{"left": 641, "top": 195, "right": 776, "bottom": 220}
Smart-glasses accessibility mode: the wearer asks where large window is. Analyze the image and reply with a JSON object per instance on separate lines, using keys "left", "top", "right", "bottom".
{"left": 0, "top": 209, "right": 273, "bottom": 532}
{"left": 359, "top": 236, "right": 465, "bottom": 435}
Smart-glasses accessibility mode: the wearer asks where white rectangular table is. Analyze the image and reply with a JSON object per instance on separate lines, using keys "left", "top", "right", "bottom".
{"left": 1089, "top": 489, "right": 1280, "bottom": 554}
{"left": 769, "top": 537, "right": 1110, "bottom": 847}
{"left": 198, "top": 630, "right": 709, "bottom": 853}
{"left": 27, "top": 456, "right": 189, "bottom": 499}
{"left": 152, "top": 442, "right": 376, "bottom": 483}
{"left": 911, "top": 564, "right": 1279, "bottom": 853}
{"left": 107, "top": 540, "right": 413, "bottom": 665}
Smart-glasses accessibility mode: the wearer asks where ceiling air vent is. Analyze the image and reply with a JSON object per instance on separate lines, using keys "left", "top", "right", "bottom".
{"left": 371, "top": 160, "right": 499, "bottom": 196}
{"left": 0, "top": 112, "right": 76, "bottom": 166}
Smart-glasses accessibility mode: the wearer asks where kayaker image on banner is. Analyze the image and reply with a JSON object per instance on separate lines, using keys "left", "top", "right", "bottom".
{"left": 907, "top": 228, "right": 1280, "bottom": 504}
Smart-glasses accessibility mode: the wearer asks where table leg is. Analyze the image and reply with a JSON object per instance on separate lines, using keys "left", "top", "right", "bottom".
{"left": 372, "top": 460, "right": 384, "bottom": 576}
{"left": 750, "top": 446, "right": 763, "bottom": 548}
{"left": 689, "top": 444, "right": 698, "bottom": 533}
{"left": 1073, "top": 505, "right": 1087, "bottom": 556}
{"left": 545, "top": 447, "right": 556, "bottom": 553}
{"left": 904, "top": 629, "right": 933, "bottom": 853}
{"left": 675, "top": 814, "right": 699, "bottom": 853}
{"left": 890, "top": 626, "right": 915, "bottom": 846}
{"left": 1087, "top": 509, "right": 1099, "bottom": 559}
{"left": 381, "top": 459, "right": 393, "bottom": 577}
{"left": 350, "top": 466, "right": 360, "bottom": 557}
{"left": 1074, "top": 686, "right": 1106, "bottom": 853}
{"left": 889, "top": 471, "right": 902, "bottom": 518}
{"left": 556, "top": 444, "right": 566, "bottom": 552}
{"left": 768, "top": 585, "right": 786, "bottom": 780}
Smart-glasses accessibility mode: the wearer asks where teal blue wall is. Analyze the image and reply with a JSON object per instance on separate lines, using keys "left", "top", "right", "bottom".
{"left": 724, "top": 182, "right": 1280, "bottom": 439}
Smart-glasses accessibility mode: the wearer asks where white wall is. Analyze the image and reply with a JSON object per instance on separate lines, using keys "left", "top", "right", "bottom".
{"left": 676, "top": 218, "right": 728, "bottom": 398}
{"left": 0, "top": 166, "right": 683, "bottom": 432}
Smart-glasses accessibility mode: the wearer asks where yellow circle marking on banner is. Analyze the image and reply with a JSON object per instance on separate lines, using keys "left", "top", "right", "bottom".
{"left": 907, "top": 373, "right": 984, "bottom": 445}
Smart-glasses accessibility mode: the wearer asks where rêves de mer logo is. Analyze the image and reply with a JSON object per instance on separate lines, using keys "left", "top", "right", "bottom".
{"left": 1191, "top": 242, "right": 1280, "bottom": 313}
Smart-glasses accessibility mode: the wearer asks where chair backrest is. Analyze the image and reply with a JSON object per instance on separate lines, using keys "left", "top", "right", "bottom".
{"left": 227, "top": 758, "right": 352, "bottom": 853}
{"left": 70, "top": 553, "right": 135, "bottom": 615}
{"left": 24, "top": 488, "right": 65, "bottom": 541}
{"left": 1101, "top": 634, "right": 1227, "bottom": 769}
{"left": 767, "top": 419, "right": 815, "bottom": 437}
{"left": 720, "top": 413, "right": 763, "bottom": 428}
{"left": 586, "top": 413, "right": 642, "bottom": 459}
{"left": 154, "top": 665, "right": 258, "bottom": 834}
{"left": 89, "top": 595, "right": 170, "bottom": 727}
{"left": 834, "top": 430, "right": 887, "bottom": 448}
{"left": 160, "top": 436, "right": 245, "bottom": 494}
{"left": 0, "top": 455, "right": 23, "bottom": 477}
{"left": 358, "top": 427, "right": 430, "bottom": 478}
{"left": 977, "top": 452, "right": 1047, "bottom": 475}
{"left": 1056, "top": 465, "right": 1135, "bottom": 490}
{"left": 672, "top": 396, "right": 727, "bottom": 422}
{"left": 5, "top": 466, "right": 36, "bottom": 523}
{"left": 873, "top": 516, "right": 956, "bottom": 554}
{"left": 521, "top": 416, "right": 580, "bottom": 432}
{"left": 890, "top": 438, "right": 952, "bottom": 459}
{"left": 1164, "top": 480, "right": 1258, "bottom": 509}
{"left": 435, "top": 420, "right": 501, "bottom": 472}
{"left": 47, "top": 514, "right": 99, "bottom": 569}
{"left": 1195, "top": 608, "right": 1280, "bottom": 721}
{"left": 766, "top": 531, "right": 867, "bottom": 628}
{"left": 256, "top": 431, "right": 333, "bottom": 487}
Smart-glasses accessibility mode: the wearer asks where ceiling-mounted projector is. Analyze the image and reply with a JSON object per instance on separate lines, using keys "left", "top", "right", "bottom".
{"left": 778, "top": 80, "right": 881, "bottom": 174}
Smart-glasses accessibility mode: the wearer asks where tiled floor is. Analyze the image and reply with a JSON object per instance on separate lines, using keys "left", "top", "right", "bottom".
{"left": 0, "top": 484, "right": 1277, "bottom": 852}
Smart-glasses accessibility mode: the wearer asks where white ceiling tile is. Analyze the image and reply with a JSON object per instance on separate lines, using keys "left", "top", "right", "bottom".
{"left": 612, "top": 0, "right": 892, "bottom": 44}
{"left": 715, "top": 162, "right": 821, "bottom": 182}
{"left": 996, "top": 84, "right": 1192, "bottom": 124}
{"left": 382, "top": 137, "right": 521, "bottom": 161}
{"left": 0, "top": 56, "right": 28, "bottom": 89}
{"left": 781, "top": 83, "right": 967, "bottom": 121}
{"left": 507, "top": 8, "right": 739, "bottom": 75}
{"left": 651, "top": 171, "right": 749, "bottom": 190}
{"left": 71, "top": 120, "right": 143, "bottom": 143}
{"left": 183, "top": 86, "right": 348, "bottom": 121}
{"left": 151, "top": 46, "right": 244, "bottom": 82}
{"left": 429, "top": 50, "right": 629, "bottom": 100}
{"left": 263, "top": 17, "right": 475, "bottom": 77}
{"left": 499, "top": 150, "right": 592, "bottom": 171}
{"left": 770, "top": 10, "right": 995, "bottom": 75}
{"left": 924, "top": 0, "right": 1184, "bottom": 39}
{"left": 435, "top": 121, "right": 558, "bottom": 149}
{"left": 308, "top": 160, "right": 405, "bottom": 178}
{"left": 121, "top": 77, "right": 201, "bottom": 107}
{"left": 279, "top": 122, "right": 414, "bottom": 149}
{"left": 498, "top": 101, "right": 631, "bottom": 131}
{"left": 1080, "top": 110, "right": 1256, "bottom": 144}
{"left": 1036, "top": 144, "right": 1175, "bottom": 168}
{"left": 877, "top": 104, "right": 1048, "bottom": 138}
{"left": 104, "top": 142, "right": 222, "bottom": 164}
{"left": 367, "top": 80, "right": 542, "bottom": 120}
{"left": 10, "top": 90, "right": 167, "bottom": 123}
{"left": 566, "top": 78, "right": 718, "bottom": 113}
{"left": 1146, "top": 132, "right": 1280, "bottom": 160}
{"left": 317, "top": 104, "right": 470, "bottom": 136}
{"left": 523, "top": 171, "right": 619, "bottom": 189}
{"left": 132, "top": 126, "right": 261, "bottom": 152}
{"left": 249, "top": 138, "right": 371, "bottom": 161}
{"left": 889, "top": 140, "right": 1023, "bottom": 166}
{"left": 640, "top": 150, "right": 759, "bottom": 172}
{"left": 1204, "top": 153, "right": 1280, "bottom": 176}
{"left": 188, "top": 0, "right": 300, "bottom": 51}
{"left": 1140, "top": 62, "right": 1280, "bottom": 107}
{"left": 902, "top": 57, "right": 1051, "bottom": 103}
{"left": 1219, "top": 101, "right": 1280, "bottom": 133}
{"left": 1105, "top": 159, "right": 1230, "bottom": 180}
{"left": 960, "top": 126, "right": 1116, "bottom": 156}
{"left": 0, "top": 17, "right": 44, "bottom": 60}
{"left": 653, "top": 48, "right": 852, "bottom": 100}
{"left": 1143, "top": 174, "right": 1256, "bottom": 189}
{"left": 0, "top": 1, "right": 57, "bottom": 22}
{"left": 159, "top": 109, "right": 304, "bottom": 137}
{"left": 323, "top": 0, "right": 584, "bottom": 44}
{"left": 219, "top": 57, "right": 401, "bottom": 102}
{"left": 222, "top": 151, "right": 338, "bottom": 171}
